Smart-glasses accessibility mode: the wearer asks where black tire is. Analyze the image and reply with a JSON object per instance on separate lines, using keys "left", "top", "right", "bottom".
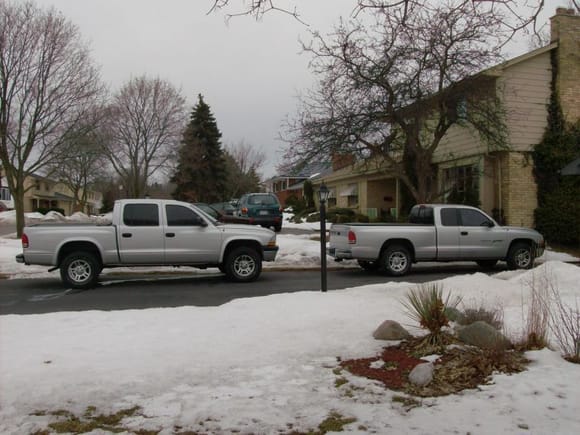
{"left": 476, "top": 259, "right": 498, "bottom": 269}
{"left": 507, "top": 242, "right": 534, "bottom": 270}
{"left": 60, "top": 251, "right": 101, "bottom": 289}
{"left": 224, "top": 246, "right": 262, "bottom": 282}
{"left": 379, "top": 244, "right": 412, "bottom": 276}
{"left": 274, "top": 224, "right": 282, "bottom": 233}
{"left": 358, "top": 260, "right": 379, "bottom": 271}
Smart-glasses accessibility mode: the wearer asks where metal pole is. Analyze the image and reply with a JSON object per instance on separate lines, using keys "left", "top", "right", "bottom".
{"left": 320, "top": 201, "right": 327, "bottom": 292}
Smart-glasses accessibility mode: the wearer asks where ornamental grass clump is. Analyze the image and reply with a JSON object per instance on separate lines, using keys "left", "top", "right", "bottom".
{"left": 402, "top": 283, "right": 462, "bottom": 347}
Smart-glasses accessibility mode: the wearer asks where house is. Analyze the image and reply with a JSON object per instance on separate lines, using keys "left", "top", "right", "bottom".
{"left": 0, "top": 169, "right": 102, "bottom": 215}
{"left": 265, "top": 161, "right": 332, "bottom": 206}
{"left": 309, "top": 8, "right": 579, "bottom": 227}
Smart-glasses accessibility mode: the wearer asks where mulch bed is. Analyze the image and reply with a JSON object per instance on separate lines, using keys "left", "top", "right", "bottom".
{"left": 339, "top": 335, "right": 529, "bottom": 397}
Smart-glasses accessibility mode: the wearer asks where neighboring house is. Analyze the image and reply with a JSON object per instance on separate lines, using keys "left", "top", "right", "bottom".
{"left": 0, "top": 169, "right": 102, "bottom": 215}
{"left": 265, "top": 161, "right": 332, "bottom": 206}
{"left": 1, "top": 174, "right": 14, "bottom": 209}
{"left": 310, "top": 8, "right": 579, "bottom": 227}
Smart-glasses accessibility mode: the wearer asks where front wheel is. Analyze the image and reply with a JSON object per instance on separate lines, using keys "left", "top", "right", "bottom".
{"left": 224, "top": 247, "right": 262, "bottom": 282}
{"left": 379, "top": 245, "right": 412, "bottom": 276}
{"left": 507, "top": 242, "right": 534, "bottom": 270}
{"left": 60, "top": 251, "right": 101, "bottom": 289}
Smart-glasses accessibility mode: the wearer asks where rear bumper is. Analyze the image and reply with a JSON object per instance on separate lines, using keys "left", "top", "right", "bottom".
{"left": 247, "top": 216, "right": 282, "bottom": 227}
{"left": 263, "top": 246, "right": 279, "bottom": 262}
{"left": 327, "top": 247, "right": 353, "bottom": 260}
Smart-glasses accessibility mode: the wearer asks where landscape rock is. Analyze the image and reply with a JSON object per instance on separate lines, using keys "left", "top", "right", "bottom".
{"left": 456, "top": 321, "right": 511, "bottom": 350}
{"left": 445, "top": 307, "right": 465, "bottom": 323}
{"left": 408, "top": 362, "right": 434, "bottom": 387}
{"left": 372, "top": 320, "right": 411, "bottom": 341}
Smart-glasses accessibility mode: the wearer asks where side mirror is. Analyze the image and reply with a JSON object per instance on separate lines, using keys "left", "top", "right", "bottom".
{"left": 193, "top": 216, "right": 208, "bottom": 227}
{"left": 481, "top": 220, "right": 495, "bottom": 228}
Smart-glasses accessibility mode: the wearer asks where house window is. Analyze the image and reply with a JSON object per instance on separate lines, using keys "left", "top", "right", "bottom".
{"left": 0, "top": 187, "right": 11, "bottom": 201}
{"left": 443, "top": 165, "right": 479, "bottom": 206}
{"left": 340, "top": 183, "right": 358, "bottom": 208}
{"left": 327, "top": 188, "right": 337, "bottom": 208}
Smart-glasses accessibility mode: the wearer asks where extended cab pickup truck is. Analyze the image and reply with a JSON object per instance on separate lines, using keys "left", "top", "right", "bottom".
{"left": 16, "top": 199, "right": 279, "bottom": 289}
{"left": 328, "top": 204, "right": 545, "bottom": 276}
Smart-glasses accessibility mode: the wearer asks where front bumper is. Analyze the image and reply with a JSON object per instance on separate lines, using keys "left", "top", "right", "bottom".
{"left": 263, "top": 246, "right": 279, "bottom": 262}
{"left": 16, "top": 254, "right": 25, "bottom": 264}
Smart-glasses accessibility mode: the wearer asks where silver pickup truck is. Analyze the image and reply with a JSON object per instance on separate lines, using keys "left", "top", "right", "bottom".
{"left": 328, "top": 204, "right": 545, "bottom": 276}
{"left": 16, "top": 199, "right": 279, "bottom": 289}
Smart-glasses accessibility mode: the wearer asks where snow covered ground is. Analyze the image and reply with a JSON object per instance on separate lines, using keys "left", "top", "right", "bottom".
{"left": 1, "top": 210, "right": 580, "bottom": 434}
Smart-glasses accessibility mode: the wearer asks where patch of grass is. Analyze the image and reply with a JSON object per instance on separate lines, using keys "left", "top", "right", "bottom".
{"left": 459, "top": 306, "right": 504, "bottom": 330}
{"left": 286, "top": 412, "right": 357, "bottom": 435}
{"left": 334, "top": 377, "right": 348, "bottom": 388}
{"left": 392, "top": 395, "right": 421, "bottom": 410}
{"left": 31, "top": 406, "right": 151, "bottom": 434}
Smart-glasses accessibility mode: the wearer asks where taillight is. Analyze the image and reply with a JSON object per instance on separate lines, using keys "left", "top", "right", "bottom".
{"left": 22, "top": 233, "right": 29, "bottom": 249}
{"left": 242, "top": 207, "right": 248, "bottom": 215}
{"left": 348, "top": 230, "right": 356, "bottom": 244}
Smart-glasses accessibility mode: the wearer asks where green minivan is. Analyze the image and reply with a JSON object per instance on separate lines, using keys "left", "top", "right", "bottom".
{"left": 236, "top": 193, "right": 283, "bottom": 232}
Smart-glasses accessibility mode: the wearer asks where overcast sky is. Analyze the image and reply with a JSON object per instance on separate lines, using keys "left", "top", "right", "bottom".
{"left": 37, "top": 0, "right": 552, "bottom": 179}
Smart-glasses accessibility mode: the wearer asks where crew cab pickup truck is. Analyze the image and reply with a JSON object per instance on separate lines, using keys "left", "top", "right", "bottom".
{"left": 328, "top": 204, "right": 545, "bottom": 276}
{"left": 16, "top": 199, "right": 279, "bottom": 289}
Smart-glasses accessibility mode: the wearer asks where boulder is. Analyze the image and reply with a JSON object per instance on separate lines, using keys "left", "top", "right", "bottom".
{"left": 408, "top": 362, "right": 434, "bottom": 387}
{"left": 456, "top": 321, "right": 511, "bottom": 350}
{"left": 373, "top": 320, "right": 411, "bottom": 341}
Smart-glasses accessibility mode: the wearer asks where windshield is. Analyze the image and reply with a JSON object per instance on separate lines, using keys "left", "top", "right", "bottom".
{"left": 191, "top": 204, "right": 220, "bottom": 225}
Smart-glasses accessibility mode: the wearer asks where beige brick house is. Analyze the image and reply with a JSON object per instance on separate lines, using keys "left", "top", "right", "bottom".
{"left": 0, "top": 170, "right": 102, "bottom": 215}
{"left": 312, "top": 8, "right": 579, "bottom": 227}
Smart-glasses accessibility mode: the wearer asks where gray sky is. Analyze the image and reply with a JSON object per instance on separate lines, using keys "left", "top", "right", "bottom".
{"left": 38, "top": 0, "right": 552, "bottom": 179}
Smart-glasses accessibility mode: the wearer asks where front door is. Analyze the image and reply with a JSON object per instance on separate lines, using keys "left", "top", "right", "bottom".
{"left": 163, "top": 204, "right": 221, "bottom": 264}
{"left": 458, "top": 208, "right": 507, "bottom": 259}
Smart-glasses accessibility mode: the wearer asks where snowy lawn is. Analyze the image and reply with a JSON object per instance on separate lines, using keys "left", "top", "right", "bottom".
{"left": 1, "top": 210, "right": 580, "bottom": 433}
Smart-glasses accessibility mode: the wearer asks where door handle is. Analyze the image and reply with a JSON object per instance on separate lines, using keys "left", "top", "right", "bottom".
{"left": 166, "top": 233, "right": 175, "bottom": 238}
{"left": 461, "top": 231, "right": 468, "bottom": 236}
{"left": 122, "top": 233, "right": 132, "bottom": 238}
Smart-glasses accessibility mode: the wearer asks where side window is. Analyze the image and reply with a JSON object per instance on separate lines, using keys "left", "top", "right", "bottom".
{"left": 440, "top": 208, "right": 459, "bottom": 226}
{"left": 409, "top": 207, "right": 434, "bottom": 225}
{"left": 166, "top": 205, "right": 203, "bottom": 226}
{"left": 123, "top": 204, "right": 159, "bottom": 226}
{"left": 459, "top": 209, "right": 491, "bottom": 227}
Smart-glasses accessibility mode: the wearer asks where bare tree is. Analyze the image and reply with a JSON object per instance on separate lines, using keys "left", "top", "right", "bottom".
{"left": 102, "top": 76, "right": 186, "bottom": 198}
{"left": 48, "top": 112, "right": 108, "bottom": 213}
{"left": 283, "top": 0, "right": 509, "bottom": 204}
{"left": 224, "top": 140, "right": 266, "bottom": 198}
{"left": 210, "top": 0, "right": 548, "bottom": 42}
{"left": 0, "top": 1, "right": 104, "bottom": 236}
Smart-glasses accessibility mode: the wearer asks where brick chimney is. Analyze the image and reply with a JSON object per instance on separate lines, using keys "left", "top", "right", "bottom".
{"left": 550, "top": 7, "right": 580, "bottom": 122}
{"left": 331, "top": 153, "right": 355, "bottom": 171}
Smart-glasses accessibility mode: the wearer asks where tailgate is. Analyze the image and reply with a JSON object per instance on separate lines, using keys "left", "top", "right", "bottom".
{"left": 329, "top": 224, "right": 352, "bottom": 249}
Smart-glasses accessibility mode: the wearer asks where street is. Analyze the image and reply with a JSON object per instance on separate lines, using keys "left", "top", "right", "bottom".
{"left": 0, "top": 264, "right": 506, "bottom": 315}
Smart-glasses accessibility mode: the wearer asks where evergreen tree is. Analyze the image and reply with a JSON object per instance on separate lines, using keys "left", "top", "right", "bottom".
{"left": 172, "top": 95, "right": 228, "bottom": 203}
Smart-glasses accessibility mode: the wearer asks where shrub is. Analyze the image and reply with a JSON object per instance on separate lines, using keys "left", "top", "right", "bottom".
{"left": 534, "top": 179, "right": 580, "bottom": 245}
{"left": 457, "top": 305, "right": 504, "bottom": 330}
{"left": 402, "top": 283, "right": 462, "bottom": 346}
{"left": 518, "top": 269, "right": 551, "bottom": 350}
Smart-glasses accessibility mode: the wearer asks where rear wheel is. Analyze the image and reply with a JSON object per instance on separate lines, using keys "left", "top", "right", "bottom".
{"left": 379, "top": 245, "right": 412, "bottom": 276}
{"left": 274, "top": 224, "right": 282, "bottom": 233}
{"left": 507, "top": 242, "right": 534, "bottom": 270}
{"left": 476, "top": 259, "right": 498, "bottom": 269}
{"left": 224, "top": 246, "right": 262, "bottom": 282}
{"left": 60, "top": 251, "right": 101, "bottom": 289}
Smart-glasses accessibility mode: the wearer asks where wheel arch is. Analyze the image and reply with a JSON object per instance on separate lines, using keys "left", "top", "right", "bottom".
{"left": 57, "top": 241, "right": 103, "bottom": 267}
{"left": 379, "top": 239, "right": 416, "bottom": 262}
{"left": 506, "top": 238, "right": 535, "bottom": 257}
{"left": 222, "top": 239, "right": 263, "bottom": 263}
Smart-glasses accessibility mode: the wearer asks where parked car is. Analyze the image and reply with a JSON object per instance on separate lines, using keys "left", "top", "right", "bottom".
{"left": 211, "top": 202, "right": 237, "bottom": 216}
{"left": 235, "top": 193, "right": 283, "bottom": 232}
{"left": 328, "top": 204, "right": 545, "bottom": 276}
{"left": 17, "top": 199, "right": 279, "bottom": 289}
